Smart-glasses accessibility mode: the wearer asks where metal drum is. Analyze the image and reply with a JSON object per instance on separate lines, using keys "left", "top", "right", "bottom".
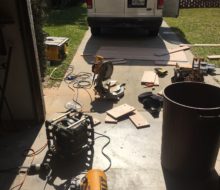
{"left": 161, "top": 82, "right": 220, "bottom": 177}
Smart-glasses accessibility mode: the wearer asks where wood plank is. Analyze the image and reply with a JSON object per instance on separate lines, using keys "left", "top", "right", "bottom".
{"left": 180, "top": 44, "right": 220, "bottom": 47}
{"left": 129, "top": 111, "right": 150, "bottom": 129}
{"left": 97, "top": 47, "right": 188, "bottom": 62}
{"left": 176, "top": 63, "right": 192, "bottom": 68}
{"left": 155, "top": 46, "right": 190, "bottom": 56}
{"left": 106, "top": 104, "right": 135, "bottom": 119}
{"left": 105, "top": 115, "right": 118, "bottom": 124}
{"left": 207, "top": 55, "right": 220, "bottom": 60}
{"left": 154, "top": 61, "right": 177, "bottom": 66}
{"left": 154, "top": 74, "right": 159, "bottom": 86}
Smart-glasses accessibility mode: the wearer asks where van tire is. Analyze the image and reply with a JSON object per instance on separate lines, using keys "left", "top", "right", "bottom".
{"left": 91, "top": 27, "right": 101, "bottom": 36}
{"left": 148, "top": 28, "right": 160, "bottom": 37}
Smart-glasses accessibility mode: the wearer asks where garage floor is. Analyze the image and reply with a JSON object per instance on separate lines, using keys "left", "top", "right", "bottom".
{"left": 0, "top": 22, "right": 220, "bottom": 190}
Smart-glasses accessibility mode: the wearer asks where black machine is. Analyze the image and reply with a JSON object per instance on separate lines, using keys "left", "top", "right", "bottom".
{"left": 45, "top": 109, "right": 94, "bottom": 159}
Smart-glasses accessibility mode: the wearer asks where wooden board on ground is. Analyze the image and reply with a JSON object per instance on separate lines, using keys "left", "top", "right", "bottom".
{"left": 176, "top": 63, "right": 192, "bottom": 69}
{"left": 93, "top": 118, "right": 101, "bottom": 126}
{"left": 155, "top": 46, "right": 190, "bottom": 56}
{"left": 97, "top": 46, "right": 188, "bottom": 62}
{"left": 154, "top": 75, "right": 159, "bottom": 86}
{"left": 129, "top": 111, "right": 150, "bottom": 129}
{"left": 141, "top": 71, "right": 155, "bottom": 84}
{"left": 154, "top": 61, "right": 177, "bottom": 66}
{"left": 207, "top": 55, "right": 220, "bottom": 60}
{"left": 107, "top": 104, "right": 135, "bottom": 119}
{"left": 180, "top": 44, "right": 220, "bottom": 47}
{"left": 141, "top": 71, "right": 159, "bottom": 86}
{"left": 105, "top": 115, "right": 118, "bottom": 124}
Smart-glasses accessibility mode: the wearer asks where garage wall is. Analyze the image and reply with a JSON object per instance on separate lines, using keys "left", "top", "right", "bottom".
{"left": 0, "top": 0, "right": 45, "bottom": 123}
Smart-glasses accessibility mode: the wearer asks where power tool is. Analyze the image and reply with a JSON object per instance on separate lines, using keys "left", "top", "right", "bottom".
{"left": 92, "top": 55, "right": 125, "bottom": 100}
{"left": 80, "top": 169, "right": 108, "bottom": 190}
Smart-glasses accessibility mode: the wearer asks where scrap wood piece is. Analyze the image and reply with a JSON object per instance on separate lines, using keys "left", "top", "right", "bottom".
{"left": 154, "top": 61, "right": 177, "bottom": 66}
{"left": 155, "top": 46, "right": 190, "bottom": 56}
{"left": 154, "top": 75, "right": 159, "bottom": 86}
{"left": 157, "top": 89, "right": 164, "bottom": 97}
{"left": 106, "top": 104, "right": 135, "bottom": 119}
{"left": 97, "top": 46, "right": 188, "bottom": 62}
{"left": 105, "top": 115, "right": 118, "bottom": 124}
{"left": 180, "top": 44, "right": 220, "bottom": 47}
{"left": 93, "top": 118, "right": 101, "bottom": 126}
{"left": 129, "top": 111, "right": 150, "bottom": 129}
{"left": 141, "top": 71, "right": 159, "bottom": 86}
{"left": 176, "top": 62, "right": 192, "bottom": 68}
{"left": 207, "top": 55, "right": 220, "bottom": 60}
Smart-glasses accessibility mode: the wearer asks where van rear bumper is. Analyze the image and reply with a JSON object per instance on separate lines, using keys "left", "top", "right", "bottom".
{"left": 87, "top": 17, "right": 163, "bottom": 29}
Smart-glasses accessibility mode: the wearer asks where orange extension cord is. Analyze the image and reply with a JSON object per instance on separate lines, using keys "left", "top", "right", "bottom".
{"left": 9, "top": 143, "right": 47, "bottom": 190}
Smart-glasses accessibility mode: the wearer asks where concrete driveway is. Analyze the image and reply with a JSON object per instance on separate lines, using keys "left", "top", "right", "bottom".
{"left": 9, "top": 22, "right": 220, "bottom": 190}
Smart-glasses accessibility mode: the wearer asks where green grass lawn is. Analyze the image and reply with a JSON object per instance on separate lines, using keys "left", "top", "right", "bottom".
{"left": 165, "top": 8, "right": 220, "bottom": 65}
{"left": 44, "top": 3, "right": 88, "bottom": 86}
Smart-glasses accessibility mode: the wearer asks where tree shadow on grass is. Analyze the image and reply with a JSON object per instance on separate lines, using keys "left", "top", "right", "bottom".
{"left": 45, "top": 4, "right": 87, "bottom": 26}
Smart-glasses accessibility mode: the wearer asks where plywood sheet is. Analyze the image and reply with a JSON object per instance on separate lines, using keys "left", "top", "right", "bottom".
{"left": 105, "top": 115, "right": 118, "bottom": 124}
{"left": 106, "top": 104, "right": 135, "bottom": 119}
{"left": 207, "top": 55, "right": 220, "bottom": 60}
{"left": 129, "top": 111, "right": 150, "bottom": 129}
{"left": 97, "top": 47, "right": 188, "bottom": 62}
{"left": 155, "top": 46, "right": 190, "bottom": 56}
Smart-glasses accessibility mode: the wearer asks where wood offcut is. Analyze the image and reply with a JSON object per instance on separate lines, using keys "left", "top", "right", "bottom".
{"left": 207, "top": 55, "right": 220, "bottom": 60}
{"left": 155, "top": 46, "right": 190, "bottom": 56}
{"left": 129, "top": 111, "right": 150, "bottom": 129}
{"left": 141, "top": 71, "right": 159, "bottom": 86}
{"left": 106, "top": 104, "right": 135, "bottom": 119}
{"left": 105, "top": 115, "right": 118, "bottom": 124}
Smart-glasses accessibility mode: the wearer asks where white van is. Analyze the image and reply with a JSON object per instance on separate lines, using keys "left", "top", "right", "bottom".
{"left": 85, "top": 0, "right": 179, "bottom": 36}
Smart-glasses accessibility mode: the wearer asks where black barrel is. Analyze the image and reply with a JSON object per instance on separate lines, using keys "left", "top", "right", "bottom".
{"left": 161, "top": 82, "right": 220, "bottom": 177}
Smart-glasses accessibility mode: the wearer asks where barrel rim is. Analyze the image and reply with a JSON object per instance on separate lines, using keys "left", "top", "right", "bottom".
{"left": 164, "top": 82, "right": 220, "bottom": 110}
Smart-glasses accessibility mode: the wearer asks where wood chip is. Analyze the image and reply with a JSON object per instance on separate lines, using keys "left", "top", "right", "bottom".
{"left": 105, "top": 115, "right": 118, "bottom": 124}
{"left": 207, "top": 55, "right": 220, "bottom": 60}
{"left": 106, "top": 104, "right": 135, "bottom": 119}
{"left": 93, "top": 118, "right": 101, "bottom": 126}
{"left": 155, "top": 46, "right": 190, "bottom": 56}
{"left": 129, "top": 111, "right": 150, "bottom": 129}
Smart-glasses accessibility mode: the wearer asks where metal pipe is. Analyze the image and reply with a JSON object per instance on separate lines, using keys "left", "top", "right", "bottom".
{"left": 67, "top": 117, "right": 87, "bottom": 129}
